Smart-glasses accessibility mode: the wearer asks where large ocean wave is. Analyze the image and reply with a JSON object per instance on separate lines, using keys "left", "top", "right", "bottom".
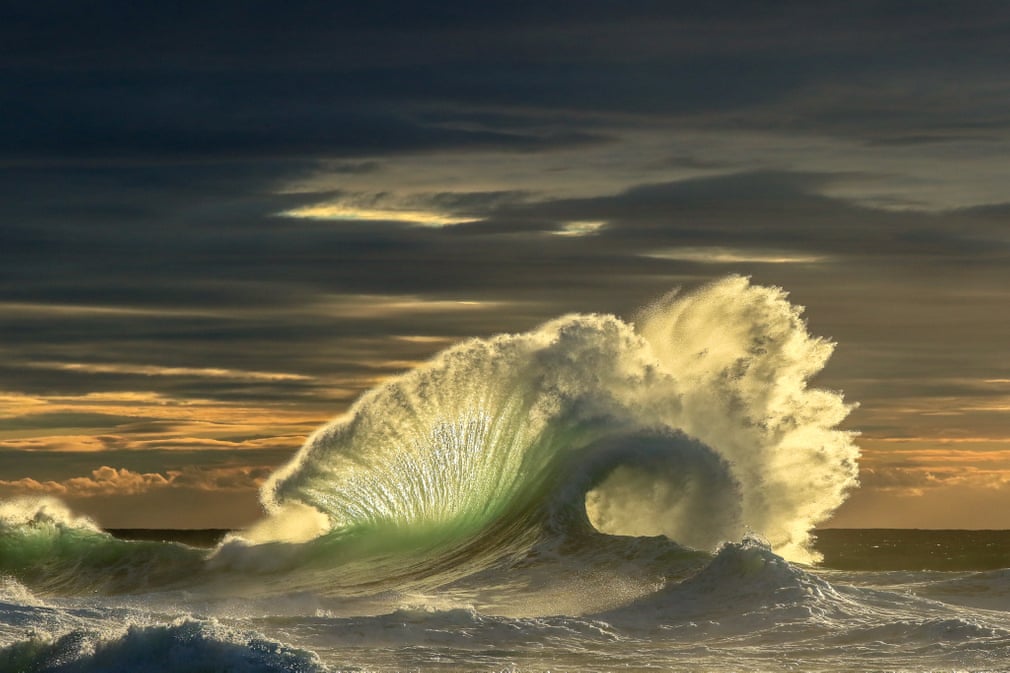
{"left": 242, "top": 275, "right": 858, "bottom": 565}
{"left": 2, "top": 277, "right": 859, "bottom": 597}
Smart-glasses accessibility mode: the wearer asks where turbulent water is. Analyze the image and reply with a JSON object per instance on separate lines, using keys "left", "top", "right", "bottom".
{"left": 3, "top": 276, "right": 1008, "bottom": 672}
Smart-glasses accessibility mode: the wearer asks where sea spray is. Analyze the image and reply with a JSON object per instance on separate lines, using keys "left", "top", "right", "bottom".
{"left": 252, "top": 276, "right": 859, "bottom": 563}
{"left": 637, "top": 276, "right": 860, "bottom": 560}
{"left": 0, "top": 497, "right": 102, "bottom": 535}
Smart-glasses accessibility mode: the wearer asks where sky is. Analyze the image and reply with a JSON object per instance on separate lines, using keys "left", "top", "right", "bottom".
{"left": 2, "top": 1, "right": 1010, "bottom": 530}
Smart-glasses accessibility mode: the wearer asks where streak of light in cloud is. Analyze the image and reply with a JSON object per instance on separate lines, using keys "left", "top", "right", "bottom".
{"left": 552, "top": 220, "right": 607, "bottom": 236}
{"left": 0, "top": 302, "right": 218, "bottom": 318}
{"left": 25, "top": 361, "right": 314, "bottom": 383}
{"left": 643, "top": 247, "right": 830, "bottom": 264}
{"left": 280, "top": 203, "right": 477, "bottom": 227}
{"left": 0, "top": 390, "right": 331, "bottom": 452}
{"left": 312, "top": 294, "right": 512, "bottom": 319}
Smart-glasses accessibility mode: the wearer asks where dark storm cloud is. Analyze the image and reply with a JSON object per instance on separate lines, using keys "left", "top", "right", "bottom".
{"left": 446, "top": 172, "right": 1010, "bottom": 271}
{"left": 3, "top": 1, "right": 1009, "bottom": 162}
{"left": 4, "top": 1, "right": 1010, "bottom": 528}
{"left": 3, "top": 167, "right": 1008, "bottom": 316}
{"left": 9, "top": 1, "right": 1008, "bottom": 71}
{"left": 0, "top": 70, "right": 607, "bottom": 160}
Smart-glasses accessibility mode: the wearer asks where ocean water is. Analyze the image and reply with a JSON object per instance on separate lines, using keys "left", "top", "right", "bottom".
{"left": 3, "top": 276, "right": 1008, "bottom": 673}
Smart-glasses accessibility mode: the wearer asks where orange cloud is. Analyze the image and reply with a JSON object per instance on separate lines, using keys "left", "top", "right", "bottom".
{"left": 0, "top": 467, "right": 168, "bottom": 496}
{"left": 849, "top": 442, "right": 1010, "bottom": 497}
{"left": 0, "top": 387, "right": 332, "bottom": 456}
{"left": 858, "top": 464, "right": 1010, "bottom": 496}
{"left": 0, "top": 436, "right": 114, "bottom": 452}
{"left": 0, "top": 465, "right": 270, "bottom": 498}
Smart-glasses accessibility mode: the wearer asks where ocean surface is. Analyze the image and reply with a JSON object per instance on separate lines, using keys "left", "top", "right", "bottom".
{"left": 4, "top": 277, "right": 1008, "bottom": 672}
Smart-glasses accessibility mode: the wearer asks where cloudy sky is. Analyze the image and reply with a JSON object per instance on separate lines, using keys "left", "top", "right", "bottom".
{"left": 3, "top": 1, "right": 1010, "bottom": 529}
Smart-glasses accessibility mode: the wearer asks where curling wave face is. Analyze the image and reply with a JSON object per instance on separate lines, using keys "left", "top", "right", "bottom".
{"left": 238, "top": 275, "right": 858, "bottom": 568}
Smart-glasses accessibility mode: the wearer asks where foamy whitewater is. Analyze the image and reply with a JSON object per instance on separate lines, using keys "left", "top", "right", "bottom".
{"left": 3, "top": 276, "right": 1009, "bottom": 672}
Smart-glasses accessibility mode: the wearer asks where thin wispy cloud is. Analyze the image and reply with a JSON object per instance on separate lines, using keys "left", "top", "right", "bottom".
{"left": 281, "top": 203, "right": 477, "bottom": 227}
{"left": 643, "top": 247, "right": 830, "bottom": 264}
{"left": 26, "top": 361, "right": 314, "bottom": 383}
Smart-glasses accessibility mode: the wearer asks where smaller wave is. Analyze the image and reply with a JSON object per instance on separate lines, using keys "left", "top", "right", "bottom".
{"left": 598, "top": 536, "right": 855, "bottom": 630}
{"left": 0, "top": 497, "right": 206, "bottom": 595}
{"left": 0, "top": 619, "right": 325, "bottom": 673}
{"left": 0, "top": 496, "right": 101, "bottom": 534}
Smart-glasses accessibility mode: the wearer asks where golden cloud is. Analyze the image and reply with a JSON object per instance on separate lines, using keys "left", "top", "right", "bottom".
{"left": 0, "top": 465, "right": 271, "bottom": 498}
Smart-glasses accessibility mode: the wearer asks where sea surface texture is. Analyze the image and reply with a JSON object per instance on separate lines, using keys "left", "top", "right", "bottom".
{"left": 3, "top": 277, "right": 1007, "bottom": 672}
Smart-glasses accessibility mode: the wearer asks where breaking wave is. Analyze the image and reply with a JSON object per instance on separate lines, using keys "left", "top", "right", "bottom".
{"left": 1, "top": 277, "right": 859, "bottom": 598}
{"left": 238, "top": 275, "right": 858, "bottom": 567}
